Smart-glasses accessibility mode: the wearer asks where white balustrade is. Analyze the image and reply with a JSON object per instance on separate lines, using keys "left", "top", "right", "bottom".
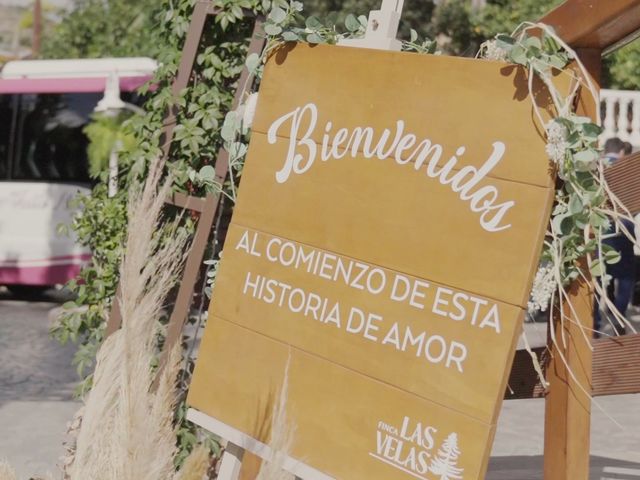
{"left": 600, "top": 89, "right": 640, "bottom": 149}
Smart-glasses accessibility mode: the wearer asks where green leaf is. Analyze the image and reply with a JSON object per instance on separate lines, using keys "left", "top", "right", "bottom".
{"left": 509, "top": 45, "right": 527, "bottom": 65}
{"left": 306, "top": 33, "right": 323, "bottom": 44}
{"left": 282, "top": 31, "right": 299, "bottom": 41}
{"left": 305, "top": 16, "right": 322, "bottom": 29}
{"left": 581, "top": 122, "right": 603, "bottom": 138}
{"left": 245, "top": 52, "right": 260, "bottom": 73}
{"left": 268, "top": 6, "right": 287, "bottom": 24}
{"left": 590, "top": 259, "right": 605, "bottom": 277}
{"left": 568, "top": 194, "right": 583, "bottom": 214}
{"left": 523, "top": 36, "right": 542, "bottom": 49}
{"left": 495, "top": 34, "right": 515, "bottom": 45}
{"left": 198, "top": 165, "right": 216, "bottom": 181}
{"left": 548, "top": 54, "right": 568, "bottom": 69}
{"left": 264, "top": 23, "right": 283, "bottom": 36}
{"left": 573, "top": 149, "right": 598, "bottom": 163}
{"left": 410, "top": 28, "right": 418, "bottom": 43}
{"left": 345, "top": 14, "right": 360, "bottom": 32}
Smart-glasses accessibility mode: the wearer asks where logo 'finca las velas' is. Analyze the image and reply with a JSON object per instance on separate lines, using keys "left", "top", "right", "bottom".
{"left": 371, "top": 416, "right": 464, "bottom": 480}
{"left": 267, "top": 103, "right": 515, "bottom": 233}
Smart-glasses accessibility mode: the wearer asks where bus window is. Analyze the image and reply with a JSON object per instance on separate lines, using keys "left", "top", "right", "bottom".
{"left": 12, "top": 92, "right": 99, "bottom": 183}
{"left": 0, "top": 95, "right": 14, "bottom": 179}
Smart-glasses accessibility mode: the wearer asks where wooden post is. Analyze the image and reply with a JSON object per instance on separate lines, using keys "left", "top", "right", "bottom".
{"left": 543, "top": 48, "right": 601, "bottom": 480}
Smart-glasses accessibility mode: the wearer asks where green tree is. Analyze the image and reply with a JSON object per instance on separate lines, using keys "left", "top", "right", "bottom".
{"left": 301, "top": 0, "right": 435, "bottom": 39}
{"left": 471, "top": 0, "right": 562, "bottom": 42}
{"left": 604, "top": 40, "right": 640, "bottom": 90}
{"left": 41, "top": 0, "right": 162, "bottom": 59}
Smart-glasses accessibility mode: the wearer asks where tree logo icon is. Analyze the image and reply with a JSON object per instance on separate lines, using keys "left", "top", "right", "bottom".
{"left": 429, "top": 432, "right": 464, "bottom": 480}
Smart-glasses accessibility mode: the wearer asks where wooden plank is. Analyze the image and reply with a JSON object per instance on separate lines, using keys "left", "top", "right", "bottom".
{"left": 505, "top": 333, "right": 640, "bottom": 400}
{"left": 543, "top": 278, "right": 593, "bottom": 480}
{"left": 543, "top": 48, "right": 600, "bottom": 480}
{"left": 189, "top": 318, "right": 496, "bottom": 480}
{"left": 253, "top": 46, "right": 559, "bottom": 190}
{"left": 604, "top": 151, "right": 640, "bottom": 215}
{"left": 166, "top": 192, "right": 207, "bottom": 212}
{"left": 235, "top": 132, "right": 554, "bottom": 310}
{"left": 541, "top": 0, "right": 640, "bottom": 51}
{"left": 593, "top": 332, "right": 640, "bottom": 396}
{"left": 217, "top": 224, "right": 524, "bottom": 424}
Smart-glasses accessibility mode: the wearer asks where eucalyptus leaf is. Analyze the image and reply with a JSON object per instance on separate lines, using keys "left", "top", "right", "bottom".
{"left": 523, "top": 36, "right": 542, "bottom": 49}
{"left": 345, "top": 14, "right": 360, "bottom": 32}
{"left": 305, "top": 16, "right": 322, "bottom": 29}
{"left": 198, "top": 165, "right": 216, "bottom": 181}
{"left": 306, "top": 33, "right": 323, "bottom": 44}
{"left": 568, "top": 194, "right": 583, "bottom": 214}
{"left": 509, "top": 45, "right": 527, "bottom": 65}
{"left": 245, "top": 52, "right": 260, "bottom": 73}
{"left": 573, "top": 149, "right": 598, "bottom": 163}
{"left": 581, "top": 122, "right": 603, "bottom": 138}
{"left": 268, "top": 6, "right": 287, "bottom": 24}
{"left": 282, "top": 31, "right": 299, "bottom": 41}
{"left": 264, "top": 23, "right": 283, "bottom": 36}
{"left": 410, "top": 28, "right": 418, "bottom": 43}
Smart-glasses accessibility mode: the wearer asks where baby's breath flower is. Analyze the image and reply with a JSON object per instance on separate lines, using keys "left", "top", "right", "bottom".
{"left": 482, "top": 40, "right": 508, "bottom": 62}
{"left": 528, "top": 265, "right": 556, "bottom": 315}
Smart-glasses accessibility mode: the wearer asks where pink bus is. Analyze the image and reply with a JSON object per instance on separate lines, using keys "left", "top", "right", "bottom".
{"left": 0, "top": 57, "right": 156, "bottom": 294}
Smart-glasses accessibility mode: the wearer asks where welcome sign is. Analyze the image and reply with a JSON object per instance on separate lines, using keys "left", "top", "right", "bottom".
{"left": 188, "top": 43, "right": 560, "bottom": 479}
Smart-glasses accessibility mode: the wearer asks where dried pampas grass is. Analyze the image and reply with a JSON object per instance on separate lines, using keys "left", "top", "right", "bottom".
{"left": 0, "top": 461, "right": 16, "bottom": 480}
{"left": 172, "top": 445, "right": 210, "bottom": 480}
{"left": 256, "top": 358, "right": 295, "bottom": 480}
{"left": 68, "top": 155, "right": 192, "bottom": 480}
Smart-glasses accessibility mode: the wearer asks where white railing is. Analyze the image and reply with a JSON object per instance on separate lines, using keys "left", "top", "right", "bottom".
{"left": 600, "top": 89, "right": 640, "bottom": 147}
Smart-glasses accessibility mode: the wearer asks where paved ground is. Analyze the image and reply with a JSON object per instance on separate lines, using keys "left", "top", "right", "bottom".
{"left": 0, "top": 294, "right": 638, "bottom": 479}
{"left": 0, "top": 290, "right": 79, "bottom": 479}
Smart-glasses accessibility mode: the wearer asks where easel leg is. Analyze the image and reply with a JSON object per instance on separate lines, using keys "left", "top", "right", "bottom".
{"left": 218, "top": 443, "right": 245, "bottom": 480}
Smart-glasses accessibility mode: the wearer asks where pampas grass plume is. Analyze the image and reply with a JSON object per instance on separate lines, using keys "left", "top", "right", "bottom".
{"left": 256, "top": 358, "right": 295, "bottom": 480}
{"left": 173, "top": 445, "right": 210, "bottom": 480}
{"left": 69, "top": 155, "right": 190, "bottom": 480}
{"left": 0, "top": 461, "right": 16, "bottom": 480}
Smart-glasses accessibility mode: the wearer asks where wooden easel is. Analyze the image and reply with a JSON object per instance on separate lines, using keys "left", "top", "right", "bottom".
{"left": 104, "top": 4, "right": 266, "bottom": 384}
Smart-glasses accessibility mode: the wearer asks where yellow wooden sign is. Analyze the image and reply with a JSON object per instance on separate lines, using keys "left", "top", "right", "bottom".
{"left": 189, "top": 43, "right": 561, "bottom": 480}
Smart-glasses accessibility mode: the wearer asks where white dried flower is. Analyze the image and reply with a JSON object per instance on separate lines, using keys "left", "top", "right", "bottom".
{"left": 527, "top": 265, "right": 556, "bottom": 314}
{"left": 546, "top": 120, "right": 567, "bottom": 143}
{"left": 545, "top": 138, "right": 568, "bottom": 164}
{"left": 482, "top": 40, "right": 508, "bottom": 62}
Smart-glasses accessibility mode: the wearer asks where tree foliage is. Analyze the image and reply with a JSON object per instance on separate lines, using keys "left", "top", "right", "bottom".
{"left": 41, "top": 0, "right": 162, "bottom": 59}
{"left": 604, "top": 40, "right": 640, "bottom": 90}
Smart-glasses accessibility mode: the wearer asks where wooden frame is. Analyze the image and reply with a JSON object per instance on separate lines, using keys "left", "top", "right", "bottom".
{"left": 105, "top": 4, "right": 266, "bottom": 376}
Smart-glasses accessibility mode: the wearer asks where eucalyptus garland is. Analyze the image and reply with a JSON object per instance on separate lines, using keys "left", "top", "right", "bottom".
{"left": 480, "top": 25, "right": 636, "bottom": 338}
